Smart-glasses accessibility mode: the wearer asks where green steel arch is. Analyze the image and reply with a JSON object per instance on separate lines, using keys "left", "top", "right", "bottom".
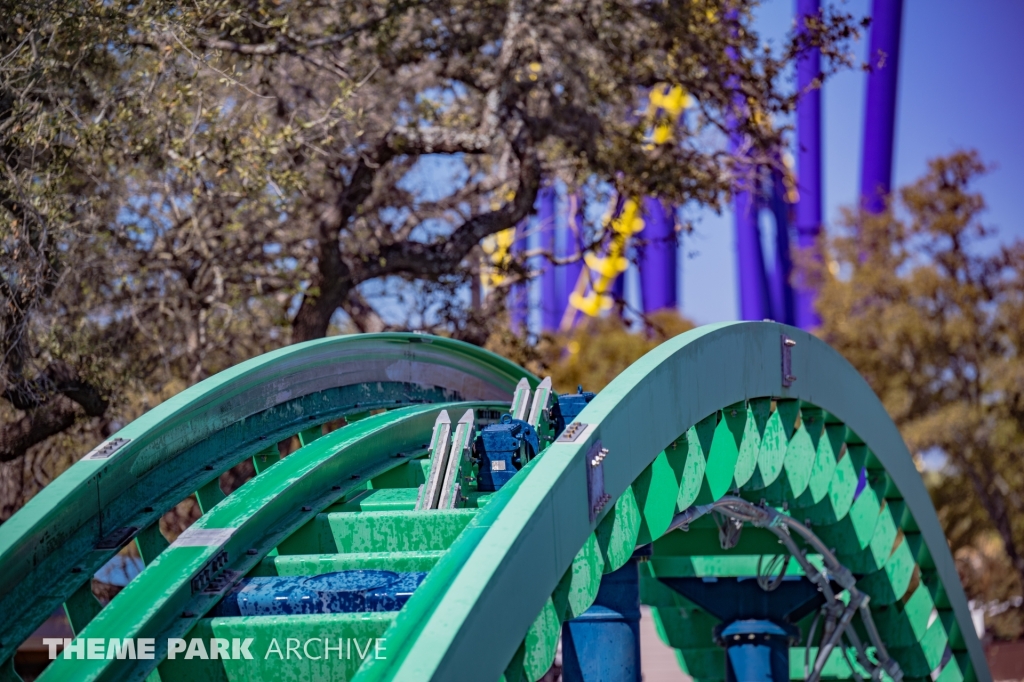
{"left": 0, "top": 323, "right": 989, "bottom": 682}
{"left": 0, "top": 333, "right": 534, "bottom": 676}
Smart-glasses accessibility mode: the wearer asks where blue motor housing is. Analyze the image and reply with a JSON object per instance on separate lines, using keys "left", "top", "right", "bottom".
{"left": 211, "top": 570, "right": 427, "bottom": 617}
{"left": 474, "top": 415, "right": 539, "bottom": 492}
{"left": 554, "top": 386, "right": 596, "bottom": 434}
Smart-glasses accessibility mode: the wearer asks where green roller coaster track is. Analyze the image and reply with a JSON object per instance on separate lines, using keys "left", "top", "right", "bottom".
{"left": 0, "top": 322, "right": 992, "bottom": 682}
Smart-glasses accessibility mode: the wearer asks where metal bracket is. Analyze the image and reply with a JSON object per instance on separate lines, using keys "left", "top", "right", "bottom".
{"left": 781, "top": 334, "right": 797, "bottom": 388}
{"left": 202, "top": 569, "right": 242, "bottom": 596}
{"left": 95, "top": 526, "right": 139, "bottom": 551}
{"left": 83, "top": 437, "right": 130, "bottom": 460}
{"left": 557, "top": 421, "right": 589, "bottom": 443}
{"left": 585, "top": 440, "right": 611, "bottom": 523}
{"left": 190, "top": 550, "right": 230, "bottom": 594}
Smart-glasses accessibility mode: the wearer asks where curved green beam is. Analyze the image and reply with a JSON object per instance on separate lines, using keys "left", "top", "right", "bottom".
{"left": 0, "top": 333, "right": 534, "bottom": 669}
{"left": 356, "top": 321, "right": 988, "bottom": 682}
{"left": 38, "top": 400, "right": 504, "bottom": 682}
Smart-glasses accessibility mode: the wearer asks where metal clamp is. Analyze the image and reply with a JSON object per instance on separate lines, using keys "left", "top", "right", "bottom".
{"left": 781, "top": 335, "right": 797, "bottom": 388}
{"left": 557, "top": 421, "right": 589, "bottom": 443}
{"left": 83, "top": 437, "right": 130, "bottom": 460}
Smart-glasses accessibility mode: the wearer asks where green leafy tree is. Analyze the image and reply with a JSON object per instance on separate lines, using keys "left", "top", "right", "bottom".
{"left": 816, "top": 151, "right": 1024, "bottom": 633}
{"left": 0, "top": 0, "right": 863, "bottom": 517}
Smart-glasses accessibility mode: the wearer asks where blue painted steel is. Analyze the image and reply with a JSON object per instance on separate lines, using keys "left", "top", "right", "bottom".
{"left": 212, "top": 570, "right": 427, "bottom": 617}
{"left": 561, "top": 557, "right": 643, "bottom": 682}
{"left": 715, "top": 620, "right": 795, "bottom": 682}
{"left": 659, "top": 577, "right": 822, "bottom": 625}
{"left": 555, "top": 387, "right": 596, "bottom": 433}
{"left": 664, "top": 577, "right": 809, "bottom": 682}
{"left": 473, "top": 415, "right": 540, "bottom": 492}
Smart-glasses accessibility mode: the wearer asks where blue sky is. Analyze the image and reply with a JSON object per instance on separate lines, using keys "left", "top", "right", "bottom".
{"left": 679, "top": 0, "right": 1024, "bottom": 324}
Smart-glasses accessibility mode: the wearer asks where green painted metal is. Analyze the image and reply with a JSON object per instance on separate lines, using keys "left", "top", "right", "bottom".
{"left": 0, "top": 333, "right": 532, "bottom": 670}
{"left": 37, "top": 401, "right": 504, "bottom": 681}
{"left": 0, "top": 323, "right": 990, "bottom": 682}
{"left": 348, "top": 322, "right": 987, "bottom": 682}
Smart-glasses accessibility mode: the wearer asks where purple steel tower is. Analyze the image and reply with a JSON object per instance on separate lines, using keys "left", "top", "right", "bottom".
{"left": 728, "top": 6, "right": 771, "bottom": 322}
{"left": 794, "top": 0, "right": 823, "bottom": 329}
{"left": 637, "top": 197, "right": 678, "bottom": 314}
{"left": 860, "top": 0, "right": 904, "bottom": 213}
{"left": 734, "top": 176, "right": 772, "bottom": 321}
{"left": 768, "top": 169, "right": 795, "bottom": 325}
{"left": 536, "top": 185, "right": 559, "bottom": 332}
{"left": 556, "top": 194, "right": 586, "bottom": 330}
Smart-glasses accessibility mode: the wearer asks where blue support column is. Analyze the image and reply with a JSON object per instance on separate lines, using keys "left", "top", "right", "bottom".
{"left": 561, "top": 557, "right": 642, "bottom": 682}
{"left": 716, "top": 620, "right": 797, "bottom": 682}
{"left": 660, "top": 576, "right": 820, "bottom": 682}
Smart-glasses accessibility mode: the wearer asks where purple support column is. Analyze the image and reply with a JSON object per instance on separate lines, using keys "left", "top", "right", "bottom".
{"left": 860, "top": 0, "right": 903, "bottom": 213}
{"left": 637, "top": 197, "right": 678, "bottom": 314}
{"left": 794, "top": 0, "right": 823, "bottom": 329}
{"left": 509, "top": 220, "right": 528, "bottom": 333}
{"left": 536, "top": 185, "right": 559, "bottom": 333}
{"left": 557, "top": 194, "right": 587, "bottom": 331}
{"left": 726, "top": 7, "right": 771, "bottom": 322}
{"left": 769, "top": 169, "right": 795, "bottom": 325}
{"left": 735, "top": 176, "right": 772, "bottom": 321}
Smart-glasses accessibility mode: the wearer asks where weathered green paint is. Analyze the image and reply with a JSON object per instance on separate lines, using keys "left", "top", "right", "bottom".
{"left": 872, "top": 580, "right": 937, "bottom": 648}
{"left": 801, "top": 442, "right": 857, "bottom": 525}
{"left": 0, "top": 333, "right": 530, "bottom": 669}
{"left": 38, "top": 402, "right": 501, "bottom": 681}
{"left": 323, "top": 510, "right": 477, "bottom": 554}
{"left": 595, "top": 486, "right": 641, "bottom": 574}
{"left": 762, "top": 419, "right": 816, "bottom": 505}
{"left": 4, "top": 324, "right": 989, "bottom": 682}
{"left": 551, "top": 532, "right": 604, "bottom": 621}
{"left": 349, "top": 324, "right": 986, "bottom": 682}
{"left": 633, "top": 451, "right": 678, "bottom": 545}
{"left": 792, "top": 413, "right": 839, "bottom": 508}
{"left": 888, "top": 619, "right": 949, "bottom": 676}
{"left": 504, "top": 598, "right": 559, "bottom": 682}
{"left": 733, "top": 399, "right": 769, "bottom": 488}
{"left": 697, "top": 408, "right": 743, "bottom": 502}
{"left": 336, "top": 488, "right": 421, "bottom": 513}
{"left": 837, "top": 499, "right": 899, "bottom": 574}
{"left": 745, "top": 399, "right": 795, "bottom": 490}
{"left": 858, "top": 532, "right": 917, "bottom": 606}
{"left": 252, "top": 552, "right": 445, "bottom": 577}
{"left": 675, "top": 417, "right": 715, "bottom": 510}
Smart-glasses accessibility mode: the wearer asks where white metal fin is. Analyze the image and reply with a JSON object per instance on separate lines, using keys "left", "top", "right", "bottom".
{"left": 511, "top": 378, "right": 532, "bottom": 421}
{"left": 440, "top": 410, "right": 476, "bottom": 508}
{"left": 419, "top": 410, "right": 452, "bottom": 510}
{"left": 527, "top": 376, "right": 553, "bottom": 429}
